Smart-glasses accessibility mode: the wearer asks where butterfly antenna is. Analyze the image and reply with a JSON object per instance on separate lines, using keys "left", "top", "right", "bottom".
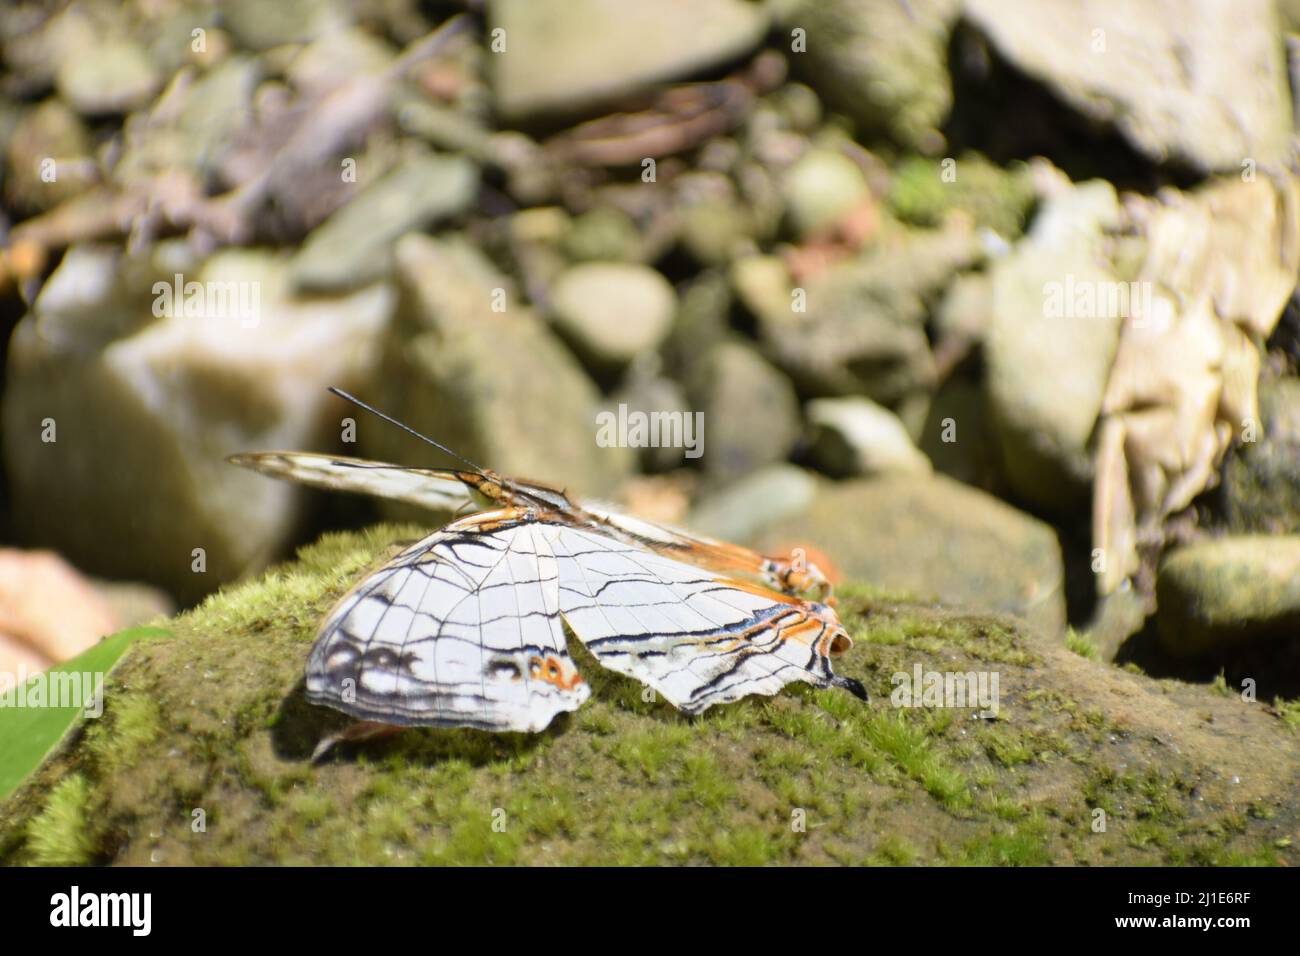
{"left": 327, "top": 387, "right": 487, "bottom": 474}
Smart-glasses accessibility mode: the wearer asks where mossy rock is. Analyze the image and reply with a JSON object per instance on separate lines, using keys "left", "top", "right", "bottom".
{"left": 2, "top": 525, "right": 1297, "bottom": 866}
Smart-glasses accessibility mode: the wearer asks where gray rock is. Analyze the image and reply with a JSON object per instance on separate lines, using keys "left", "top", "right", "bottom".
{"left": 755, "top": 473, "right": 1068, "bottom": 635}
{"left": 965, "top": 0, "right": 1293, "bottom": 174}
{"left": 549, "top": 262, "right": 677, "bottom": 369}
{"left": 917, "top": 375, "right": 999, "bottom": 488}
{"left": 562, "top": 207, "right": 643, "bottom": 263}
{"left": 688, "top": 464, "right": 820, "bottom": 544}
{"left": 2, "top": 244, "right": 393, "bottom": 603}
{"left": 4, "top": 99, "right": 95, "bottom": 213}
{"left": 222, "top": 0, "right": 351, "bottom": 51}
{"left": 1220, "top": 377, "right": 1300, "bottom": 536}
{"left": 687, "top": 341, "right": 802, "bottom": 485}
{"left": 984, "top": 178, "right": 1123, "bottom": 513}
{"left": 1157, "top": 536, "right": 1300, "bottom": 656}
{"left": 604, "top": 375, "right": 697, "bottom": 473}
{"left": 291, "top": 150, "right": 478, "bottom": 292}
{"left": 490, "top": 0, "right": 769, "bottom": 120}
{"left": 56, "top": 39, "right": 160, "bottom": 116}
{"left": 781, "top": 147, "right": 872, "bottom": 239}
{"left": 738, "top": 220, "right": 977, "bottom": 404}
{"left": 787, "top": 0, "right": 960, "bottom": 152}
{"left": 361, "top": 234, "right": 634, "bottom": 516}
{"left": 806, "top": 396, "right": 932, "bottom": 477}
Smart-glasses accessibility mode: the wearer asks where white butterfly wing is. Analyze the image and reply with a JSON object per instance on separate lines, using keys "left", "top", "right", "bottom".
{"left": 306, "top": 509, "right": 589, "bottom": 731}
{"left": 541, "top": 523, "right": 864, "bottom": 715}
{"left": 229, "top": 452, "right": 476, "bottom": 514}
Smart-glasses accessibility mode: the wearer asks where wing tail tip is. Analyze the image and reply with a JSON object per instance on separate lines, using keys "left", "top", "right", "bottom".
{"left": 835, "top": 675, "right": 870, "bottom": 703}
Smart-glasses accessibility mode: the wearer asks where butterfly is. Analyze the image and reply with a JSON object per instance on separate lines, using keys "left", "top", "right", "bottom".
{"left": 230, "top": 389, "right": 867, "bottom": 738}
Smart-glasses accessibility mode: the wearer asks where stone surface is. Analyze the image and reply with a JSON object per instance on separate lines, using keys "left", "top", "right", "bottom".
{"left": 789, "top": 0, "right": 960, "bottom": 152}
{"left": 490, "top": 0, "right": 769, "bottom": 120}
{"left": 222, "top": 0, "right": 351, "bottom": 51}
{"left": 687, "top": 463, "right": 820, "bottom": 544}
{"left": 4, "top": 99, "right": 95, "bottom": 213}
{"left": 984, "top": 177, "right": 1123, "bottom": 513}
{"left": 781, "top": 147, "right": 872, "bottom": 239}
{"left": 687, "top": 341, "right": 802, "bottom": 485}
{"left": 965, "top": 0, "right": 1293, "bottom": 174}
{"left": 604, "top": 375, "right": 697, "bottom": 472}
{"left": 55, "top": 39, "right": 160, "bottom": 116}
{"left": 739, "top": 219, "right": 977, "bottom": 404}
{"left": 1219, "top": 378, "right": 1300, "bottom": 536}
{"left": 362, "top": 234, "right": 634, "bottom": 516}
{"left": 549, "top": 263, "right": 677, "bottom": 368}
{"left": 291, "top": 150, "right": 478, "bottom": 292}
{"left": 806, "top": 396, "right": 932, "bottom": 477}
{"left": 1157, "top": 537, "right": 1300, "bottom": 657}
{"left": 756, "top": 474, "right": 1067, "bottom": 635}
{"left": 2, "top": 244, "right": 393, "bottom": 603}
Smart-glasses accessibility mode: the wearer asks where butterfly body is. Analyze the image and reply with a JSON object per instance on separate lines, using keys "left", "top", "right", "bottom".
{"left": 231, "top": 450, "right": 866, "bottom": 734}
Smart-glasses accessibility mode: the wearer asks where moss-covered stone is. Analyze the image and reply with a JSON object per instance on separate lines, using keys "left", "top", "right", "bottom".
{"left": 2, "top": 525, "right": 1296, "bottom": 866}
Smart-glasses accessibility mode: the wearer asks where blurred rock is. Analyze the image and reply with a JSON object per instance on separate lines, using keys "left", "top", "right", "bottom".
{"left": 688, "top": 464, "right": 820, "bottom": 544}
{"left": 112, "top": 56, "right": 260, "bottom": 185}
{"left": 223, "top": 0, "right": 351, "bottom": 51}
{"left": 605, "top": 374, "right": 696, "bottom": 472}
{"left": 5, "top": 99, "right": 96, "bottom": 214}
{"left": 788, "top": 0, "right": 960, "bottom": 153}
{"left": 663, "top": 269, "right": 733, "bottom": 382}
{"left": 781, "top": 147, "right": 872, "bottom": 239}
{"left": 363, "top": 234, "right": 633, "bottom": 513}
{"left": 1079, "top": 586, "right": 1149, "bottom": 662}
{"left": 756, "top": 474, "right": 1067, "bottom": 635}
{"left": 738, "top": 218, "right": 977, "bottom": 403}
{"left": 490, "top": 0, "right": 769, "bottom": 121}
{"left": 562, "top": 207, "right": 643, "bottom": 263}
{"left": 287, "top": 27, "right": 397, "bottom": 92}
{"left": 1157, "top": 537, "right": 1300, "bottom": 656}
{"left": 918, "top": 375, "right": 999, "bottom": 488}
{"left": 56, "top": 38, "right": 160, "bottom": 116}
{"left": 549, "top": 262, "right": 677, "bottom": 369}
{"left": 1219, "top": 377, "right": 1300, "bottom": 535}
{"left": 291, "top": 149, "right": 478, "bottom": 292}
{"left": 964, "top": 0, "right": 1293, "bottom": 174}
{"left": 687, "top": 341, "right": 801, "bottom": 485}
{"left": 0, "top": 550, "right": 119, "bottom": 671}
{"left": 932, "top": 271, "right": 992, "bottom": 372}
{"left": 806, "top": 396, "right": 932, "bottom": 477}
{"left": 3, "top": 244, "right": 393, "bottom": 603}
{"left": 985, "top": 176, "right": 1123, "bottom": 513}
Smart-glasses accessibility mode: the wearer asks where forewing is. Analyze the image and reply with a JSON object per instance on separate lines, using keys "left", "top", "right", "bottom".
{"left": 541, "top": 523, "right": 864, "bottom": 715}
{"left": 228, "top": 452, "right": 475, "bottom": 513}
{"left": 306, "top": 510, "right": 589, "bottom": 731}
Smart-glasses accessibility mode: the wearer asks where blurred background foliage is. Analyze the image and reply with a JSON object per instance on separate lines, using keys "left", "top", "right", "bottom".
{"left": 0, "top": 0, "right": 1298, "bottom": 699}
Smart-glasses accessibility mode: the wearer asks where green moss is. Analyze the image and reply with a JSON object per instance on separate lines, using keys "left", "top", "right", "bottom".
{"left": 1, "top": 524, "right": 1296, "bottom": 867}
{"left": 887, "top": 152, "right": 1036, "bottom": 238}
{"left": 26, "top": 775, "right": 97, "bottom": 866}
{"left": 1065, "top": 629, "right": 1100, "bottom": 661}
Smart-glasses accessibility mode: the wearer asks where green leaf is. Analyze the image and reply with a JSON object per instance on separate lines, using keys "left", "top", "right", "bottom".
{"left": 0, "top": 626, "right": 169, "bottom": 800}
